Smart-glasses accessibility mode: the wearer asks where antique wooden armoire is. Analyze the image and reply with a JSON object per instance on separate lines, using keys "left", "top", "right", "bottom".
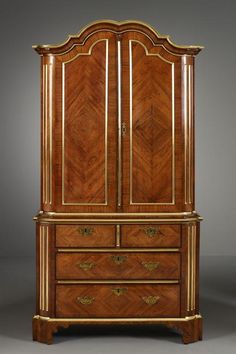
{"left": 32, "top": 20, "right": 203, "bottom": 344}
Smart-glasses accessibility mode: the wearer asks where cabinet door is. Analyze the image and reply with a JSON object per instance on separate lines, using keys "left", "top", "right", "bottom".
{"left": 121, "top": 32, "right": 183, "bottom": 212}
{"left": 54, "top": 32, "right": 117, "bottom": 212}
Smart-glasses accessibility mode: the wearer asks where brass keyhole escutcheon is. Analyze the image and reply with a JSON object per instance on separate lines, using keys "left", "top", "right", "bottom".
{"left": 77, "top": 227, "right": 94, "bottom": 236}
{"left": 111, "top": 255, "right": 127, "bottom": 265}
{"left": 142, "top": 227, "right": 159, "bottom": 238}
{"left": 112, "top": 287, "right": 128, "bottom": 296}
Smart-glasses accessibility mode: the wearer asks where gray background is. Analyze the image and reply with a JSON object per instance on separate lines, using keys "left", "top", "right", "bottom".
{"left": 0, "top": 0, "right": 235, "bottom": 352}
{"left": 0, "top": 0, "right": 235, "bottom": 257}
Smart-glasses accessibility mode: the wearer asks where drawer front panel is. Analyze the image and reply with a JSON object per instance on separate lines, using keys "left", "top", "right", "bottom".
{"left": 56, "top": 252, "right": 180, "bottom": 280}
{"left": 121, "top": 225, "right": 181, "bottom": 248}
{"left": 56, "top": 284, "right": 180, "bottom": 318}
{"left": 56, "top": 225, "right": 115, "bottom": 247}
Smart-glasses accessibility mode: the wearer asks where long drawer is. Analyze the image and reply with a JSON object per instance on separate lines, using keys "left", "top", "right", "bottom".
{"left": 56, "top": 225, "right": 115, "bottom": 247}
{"left": 121, "top": 225, "right": 181, "bottom": 248}
{"left": 56, "top": 284, "right": 180, "bottom": 318}
{"left": 56, "top": 252, "right": 180, "bottom": 280}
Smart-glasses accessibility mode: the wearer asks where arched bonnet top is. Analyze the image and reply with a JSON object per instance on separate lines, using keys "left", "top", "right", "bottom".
{"left": 33, "top": 20, "right": 203, "bottom": 56}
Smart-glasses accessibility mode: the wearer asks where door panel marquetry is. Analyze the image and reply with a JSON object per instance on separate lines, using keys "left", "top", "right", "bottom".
{"left": 121, "top": 32, "right": 183, "bottom": 212}
{"left": 63, "top": 40, "right": 108, "bottom": 205}
{"left": 129, "top": 40, "right": 174, "bottom": 205}
{"left": 56, "top": 32, "right": 118, "bottom": 212}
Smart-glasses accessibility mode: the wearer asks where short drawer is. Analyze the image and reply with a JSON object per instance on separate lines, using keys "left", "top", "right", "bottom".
{"left": 56, "top": 284, "right": 180, "bottom": 318}
{"left": 56, "top": 252, "right": 180, "bottom": 280}
{"left": 121, "top": 225, "right": 181, "bottom": 248}
{"left": 56, "top": 225, "right": 115, "bottom": 248}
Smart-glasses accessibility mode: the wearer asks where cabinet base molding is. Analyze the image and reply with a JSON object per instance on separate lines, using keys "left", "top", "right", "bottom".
{"left": 32, "top": 314, "right": 202, "bottom": 345}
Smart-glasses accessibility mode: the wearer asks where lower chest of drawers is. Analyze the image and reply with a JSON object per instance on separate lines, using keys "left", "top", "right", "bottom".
{"left": 36, "top": 220, "right": 202, "bottom": 344}
{"left": 54, "top": 223, "right": 182, "bottom": 318}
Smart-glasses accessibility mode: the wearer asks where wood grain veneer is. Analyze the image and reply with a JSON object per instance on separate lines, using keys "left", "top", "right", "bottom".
{"left": 56, "top": 252, "right": 180, "bottom": 280}
{"left": 56, "top": 284, "right": 180, "bottom": 318}
{"left": 121, "top": 224, "right": 181, "bottom": 247}
{"left": 33, "top": 20, "right": 203, "bottom": 345}
{"left": 56, "top": 225, "right": 115, "bottom": 247}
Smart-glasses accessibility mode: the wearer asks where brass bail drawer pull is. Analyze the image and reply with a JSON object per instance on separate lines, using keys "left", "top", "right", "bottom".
{"left": 76, "top": 262, "right": 95, "bottom": 270}
{"left": 142, "top": 295, "right": 160, "bottom": 305}
{"left": 142, "top": 227, "right": 160, "bottom": 238}
{"left": 76, "top": 296, "right": 95, "bottom": 305}
{"left": 111, "top": 255, "right": 127, "bottom": 265}
{"left": 112, "top": 287, "right": 128, "bottom": 296}
{"left": 77, "top": 227, "right": 94, "bottom": 236}
{"left": 142, "top": 261, "right": 160, "bottom": 271}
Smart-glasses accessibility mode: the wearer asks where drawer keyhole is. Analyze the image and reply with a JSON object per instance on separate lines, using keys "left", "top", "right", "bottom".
{"left": 142, "top": 227, "right": 160, "bottom": 238}
{"left": 77, "top": 227, "right": 94, "bottom": 236}
{"left": 111, "top": 255, "right": 127, "bottom": 265}
{"left": 112, "top": 287, "right": 127, "bottom": 296}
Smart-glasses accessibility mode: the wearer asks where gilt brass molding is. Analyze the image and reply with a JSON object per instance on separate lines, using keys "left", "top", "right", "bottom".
{"left": 188, "top": 65, "right": 193, "bottom": 204}
{"left": 39, "top": 225, "right": 49, "bottom": 312}
{"left": 33, "top": 314, "right": 202, "bottom": 323}
{"left": 183, "top": 56, "right": 194, "bottom": 205}
{"left": 42, "top": 64, "right": 46, "bottom": 204}
{"left": 131, "top": 39, "right": 174, "bottom": 64}
{"left": 184, "top": 57, "right": 187, "bottom": 204}
{"left": 39, "top": 225, "right": 43, "bottom": 310}
{"left": 33, "top": 20, "right": 203, "bottom": 52}
{"left": 187, "top": 225, "right": 191, "bottom": 311}
{"left": 191, "top": 224, "right": 196, "bottom": 311}
{"left": 61, "top": 39, "right": 108, "bottom": 206}
{"left": 117, "top": 40, "right": 122, "bottom": 208}
{"left": 56, "top": 280, "right": 179, "bottom": 284}
{"left": 116, "top": 225, "right": 121, "bottom": 247}
{"left": 57, "top": 248, "right": 179, "bottom": 253}
{"left": 45, "top": 227, "right": 49, "bottom": 311}
{"left": 187, "top": 223, "right": 196, "bottom": 312}
{"left": 34, "top": 29, "right": 201, "bottom": 58}
{"left": 42, "top": 61, "right": 53, "bottom": 206}
{"left": 35, "top": 210, "right": 200, "bottom": 217}
{"left": 34, "top": 217, "right": 202, "bottom": 224}
{"left": 48, "top": 57, "right": 53, "bottom": 205}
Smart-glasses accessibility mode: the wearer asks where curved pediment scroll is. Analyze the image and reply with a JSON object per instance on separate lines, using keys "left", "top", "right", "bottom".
{"left": 33, "top": 20, "right": 203, "bottom": 56}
